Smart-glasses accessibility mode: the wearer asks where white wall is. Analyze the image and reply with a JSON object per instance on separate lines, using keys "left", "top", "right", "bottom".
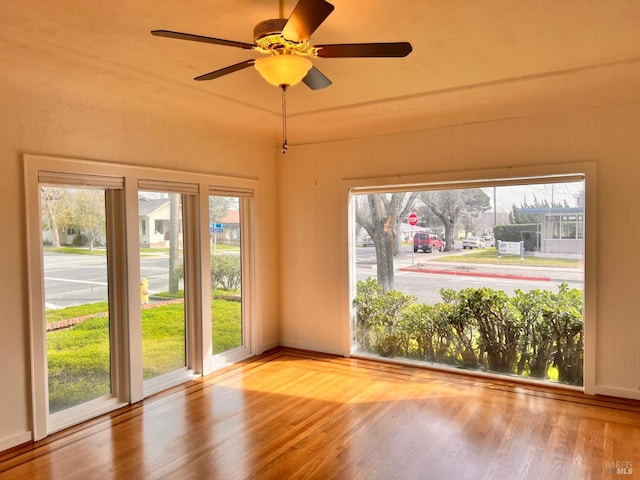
{"left": 0, "top": 81, "right": 281, "bottom": 450}
{"left": 278, "top": 103, "right": 640, "bottom": 400}
{"left": 2, "top": 71, "right": 640, "bottom": 452}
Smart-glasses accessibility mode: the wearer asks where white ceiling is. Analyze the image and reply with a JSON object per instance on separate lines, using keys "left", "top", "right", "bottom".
{"left": 2, "top": 0, "right": 640, "bottom": 146}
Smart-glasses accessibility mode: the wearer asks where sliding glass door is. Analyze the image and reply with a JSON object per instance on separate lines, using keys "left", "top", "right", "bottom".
{"left": 37, "top": 181, "right": 127, "bottom": 433}
{"left": 26, "top": 155, "right": 257, "bottom": 439}
{"left": 138, "top": 190, "right": 193, "bottom": 392}
{"left": 43, "top": 186, "right": 112, "bottom": 413}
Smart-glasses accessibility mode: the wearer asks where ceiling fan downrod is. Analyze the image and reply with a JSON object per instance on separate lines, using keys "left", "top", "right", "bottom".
{"left": 281, "top": 85, "right": 288, "bottom": 154}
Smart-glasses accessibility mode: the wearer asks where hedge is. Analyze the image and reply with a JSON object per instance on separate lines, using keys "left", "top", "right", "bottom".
{"left": 354, "top": 278, "right": 583, "bottom": 385}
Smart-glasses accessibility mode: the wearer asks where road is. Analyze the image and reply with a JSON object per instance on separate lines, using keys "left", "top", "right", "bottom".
{"left": 355, "top": 245, "right": 583, "bottom": 304}
{"left": 43, "top": 247, "right": 584, "bottom": 308}
{"left": 43, "top": 252, "right": 178, "bottom": 308}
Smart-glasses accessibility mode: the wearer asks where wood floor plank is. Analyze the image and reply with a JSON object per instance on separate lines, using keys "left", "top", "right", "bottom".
{"left": 1, "top": 348, "right": 639, "bottom": 479}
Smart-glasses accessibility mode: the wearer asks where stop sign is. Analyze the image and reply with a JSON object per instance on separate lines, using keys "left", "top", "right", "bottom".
{"left": 408, "top": 213, "right": 419, "bottom": 226}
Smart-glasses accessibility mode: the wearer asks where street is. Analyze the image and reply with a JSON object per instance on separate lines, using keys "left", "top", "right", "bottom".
{"left": 43, "top": 246, "right": 584, "bottom": 309}
{"left": 43, "top": 252, "right": 179, "bottom": 309}
{"left": 355, "top": 245, "right": 583, "bottom": 304}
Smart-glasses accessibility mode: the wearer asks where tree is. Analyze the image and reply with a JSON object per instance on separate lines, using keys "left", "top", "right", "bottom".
{"left": 72, "top": 189, "right": 105, "bottom": 251}
{"left": 42, "top": 187, "right": 62, "bottom": 247}
{"left": 420, "top": 189, "right": 491, "bottom": 251}
{"left": 209, "top": 196, "right": 234, "bottom": 223}
{"left": 169, "top": 193, "right": 181, "bottom": 295}
{"left": 355, "top": 192, "right": 418, "bottom": 292}
{"left": 509, "top": 195, "right": 569, "bottom": 224}
{"left": 41, "top": 187, "right": 74, "bottom": 247}
{"left": 41, "top": 187, "right": 105, "bottom": 249}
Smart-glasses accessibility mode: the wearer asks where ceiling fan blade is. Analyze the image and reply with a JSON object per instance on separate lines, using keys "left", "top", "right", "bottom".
{"left": 302, "top": 66, "right": 332, "bottom": 90}
{"left": 194, "top": 60, "right": 256, "bottom": 81}
{"left": 317, "top": 42, "right": 413, "bottom": 58}
{"left": 281, "top": 0, "right": 335, "bottom": 42}
{"left": 151, "top": 30, "right": 255, "bottom": 50}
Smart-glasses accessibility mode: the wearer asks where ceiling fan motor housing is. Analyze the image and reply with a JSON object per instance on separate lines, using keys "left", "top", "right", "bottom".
{"left": 253, "top": 18, "right": 314, "bottom": 55}
{"left": 254, "top": 18, "right": 288, "bottom": 42}
{"left": 254, "top": 18, "right": 289, "bottom": 52}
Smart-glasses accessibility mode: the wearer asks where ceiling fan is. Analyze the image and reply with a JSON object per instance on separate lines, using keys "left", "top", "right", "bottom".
{"left": 151, "top": 0, "right": 413, "bottom": 152}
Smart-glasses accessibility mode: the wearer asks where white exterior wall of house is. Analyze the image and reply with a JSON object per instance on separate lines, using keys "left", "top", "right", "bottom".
{"left": 542, "top": 238, "right": 584, "bottom": 254}
{"left": 42, "top": 228, "right": 107, "bottom": 248}
{"left": 139, "top": 203, "right": 171, "bottom": 248}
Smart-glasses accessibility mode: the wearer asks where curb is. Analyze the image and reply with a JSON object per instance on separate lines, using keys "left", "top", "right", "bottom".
{"left": 398, "top": 267, "right": 551, "bottom": 282}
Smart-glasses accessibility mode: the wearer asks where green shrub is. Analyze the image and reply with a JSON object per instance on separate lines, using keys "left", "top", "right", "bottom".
{"left": 353, "top": 279, "right": 584, "bottom": 385}
{"left": 493, "top": 224, "right": 539, "bottom": 251}
{"left": 512, "top": 289, "right": 554, "bottom": 378}
{"left": 211, "top": 254, "right": 242, "bottom": 291}
{"left": 456, "top": 287, "right": 522, "bottom": 373}
{"left": 542, "top": 283, "right": 584, "bottom": 385}
{"left": 174, "top": 254, "right": 241, "bottom": 292}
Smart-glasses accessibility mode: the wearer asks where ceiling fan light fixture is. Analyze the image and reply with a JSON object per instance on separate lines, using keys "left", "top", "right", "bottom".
{"left": 254, "top": 54, "right": 312, "bottom": 87}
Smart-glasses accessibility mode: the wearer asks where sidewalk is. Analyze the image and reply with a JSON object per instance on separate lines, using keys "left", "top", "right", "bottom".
{"left": 396, "top": 254, "right": 583, "bottom": 283}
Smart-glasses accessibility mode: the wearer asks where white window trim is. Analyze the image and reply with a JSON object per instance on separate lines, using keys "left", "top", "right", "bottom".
{"left": 341, "top": 162, "right": 596, "bottom": 395}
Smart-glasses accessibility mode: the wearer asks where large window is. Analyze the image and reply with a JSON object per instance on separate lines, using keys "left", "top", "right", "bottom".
{"left": 545, "top": 214, "right": 584, "bottom": 240}
{"left": 351, "top": 177, "right": 587, "bottom": 387}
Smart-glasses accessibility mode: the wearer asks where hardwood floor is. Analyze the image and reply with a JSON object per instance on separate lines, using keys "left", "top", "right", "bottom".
{"left": 1, "top": 348, "right": 639, "bottom": 479}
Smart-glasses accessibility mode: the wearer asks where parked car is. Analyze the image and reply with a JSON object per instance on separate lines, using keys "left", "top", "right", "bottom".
{"left": 462, "top": 237, "right": 484, "bottom": 249}
{"left": 481, "top": 236, "right": 495, "bottom": 247}
{"left": 413, "top": 232, "right": 446, "bottom": 253}
{"left": 361, "top": 235, "right": 374, "bottom": 247}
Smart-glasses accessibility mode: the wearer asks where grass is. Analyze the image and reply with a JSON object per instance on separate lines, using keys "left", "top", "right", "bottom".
{"left": 211, "top": 244, "right": 240, "bottom": 252}
{"left": 141, "top": 304, "right": 186, "bottom": 379}
{"left": 212, "top": 295, "right": 242, "bottom": 353}
{"left": 45, "top": 245, "right": 239, "bottom": 256}
{"left": 44, "top": 246, "right": 106, "bottom": 256}
{"left": 46, "top": 295, "right": 242, "bottom": 412}
{"left": 46, "top": 302, "right": 109, "bottom": 322}
{"left": 47, "top": 317, "right": 111, "bottom": 412}
{"left": 434, "top": 248, "right": 583, "bottom": 268}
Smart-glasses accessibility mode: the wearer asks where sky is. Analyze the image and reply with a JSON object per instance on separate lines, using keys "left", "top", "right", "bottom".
{"left": 485, "top": 181, "right": 584, "bottom": 213}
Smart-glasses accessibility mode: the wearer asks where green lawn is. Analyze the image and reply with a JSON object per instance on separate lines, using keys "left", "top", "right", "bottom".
{"left": 434, "top": 248, "right": 583, "bottom": 268}
{"left": 46, "top": 245, "right": 240, "bottom": 255}
{"left": 47, "top": 317, "right": 112, "bottom": 412}
{"left": 46, "top": 301, "right": 109, "bottom": 323}
{"left": 47, "top": 297, "right": 242, "bottom": 412}
{"left": 44, "top": 246, "right": 107, "bottom": 256}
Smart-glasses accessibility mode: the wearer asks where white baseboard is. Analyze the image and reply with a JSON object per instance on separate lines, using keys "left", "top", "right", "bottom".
{"left": 260, "top": 339, "right": 280, "bottom": 353}
{"left": 279, "top": 339, "right": 345, "bottom": 356}
{"left": 0, "top": 431, "right": 32, "bottom": 453}
{"left": 595, "top": 385, "right": 640, "bottom": 401}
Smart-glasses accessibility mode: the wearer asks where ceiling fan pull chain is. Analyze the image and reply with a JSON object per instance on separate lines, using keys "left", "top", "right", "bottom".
{"left": 281, "top": 84, "right": 288, "bottom": 154}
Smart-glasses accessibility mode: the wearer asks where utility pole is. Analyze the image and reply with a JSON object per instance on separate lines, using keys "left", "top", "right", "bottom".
{"left": 493, "top": 186, "right": 497, "bottom": 226}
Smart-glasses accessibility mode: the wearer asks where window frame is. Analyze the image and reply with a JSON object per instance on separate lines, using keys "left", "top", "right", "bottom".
{"left": 24, "top": 154, "right": 258, "bottom": 440}
{"left": 341, "top": 162, "right": 596, "bottom": 395}
{"left": 204, "top": 189, "right": 256, "bottom": 373}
